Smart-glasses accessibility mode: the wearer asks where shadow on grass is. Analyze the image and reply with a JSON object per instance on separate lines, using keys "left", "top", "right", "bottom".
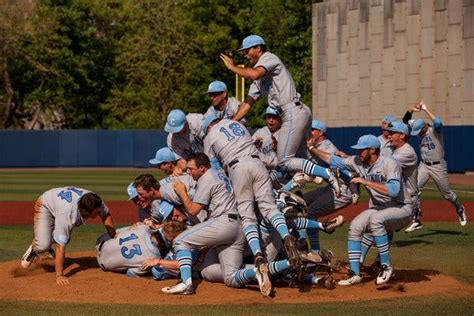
{"left": 414, "top": 229, "right": 469, "bottom": 237}
{"left": 392, "top": 240, "right": 433, "bottom": 247}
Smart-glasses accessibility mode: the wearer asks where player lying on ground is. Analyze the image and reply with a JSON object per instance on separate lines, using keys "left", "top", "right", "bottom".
{"left": 96, "top": 220, "right": 185, "bottom": 278}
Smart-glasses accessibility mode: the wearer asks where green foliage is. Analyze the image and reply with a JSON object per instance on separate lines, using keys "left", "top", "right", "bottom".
{"left": 1, "top": 0, "right": 319, "bottom": 129}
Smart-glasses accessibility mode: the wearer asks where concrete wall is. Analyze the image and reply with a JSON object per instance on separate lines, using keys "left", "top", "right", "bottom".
{"left": 312, "top": 0, "right": 474, "bottom": 127}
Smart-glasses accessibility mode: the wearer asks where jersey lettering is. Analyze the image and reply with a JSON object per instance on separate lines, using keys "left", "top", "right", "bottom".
{"left": 121, "top": 244, "right": 142, "bottom": 259}
{"left": 57, "top": 187, "right": 84, "bottom": 203}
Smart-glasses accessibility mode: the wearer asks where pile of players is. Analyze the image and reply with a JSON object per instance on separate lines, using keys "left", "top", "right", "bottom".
{"left": 20, "top": 35, "right": 467, "bottom": 295}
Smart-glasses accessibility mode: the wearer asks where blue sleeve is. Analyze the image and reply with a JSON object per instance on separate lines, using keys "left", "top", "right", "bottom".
{"left": 433, "top": 117, "right": 442, "bottom": 133}
{"left": 210, "top": 157, "right": 222, "bottom": 170}
{"left": 329, "top": 155, "right": 347, "bottom": 170}
{"left": 385, "top": 179, "right": 401, "bottom": 198}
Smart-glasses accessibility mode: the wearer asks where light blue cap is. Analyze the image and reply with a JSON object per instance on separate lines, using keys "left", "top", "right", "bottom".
{"left": 382, "top": 115, "right": 396, "bottom": 123}
{"left": 311, "top": 120, "right": 327, "bottom": 132}
{"left": 149, "top": 147, "right": 177, "bottom": 165}
{"left": 264, "top": 106, "right": 280, "bottom": 117}
{"left": 165, "top": 109, "right": 186, "bottom": 133}
{"left": 157, "top": 200, "right": 174, "bottom": 222}
{"left": 350, "top": 134, "right": 381, "bottom": 150}
{"left": 127, "top": 182, "right": 137, "bottom": 200}
{"left": 385, "top": 121, "right": 409, "bottom": 135}
{"left": 207, "top": 81, "right": 227, "bottom": 93}
{"left": 410, "top": 119, "right": 425, "bottom": 136}
{"left": 237, "top": 35, "right": 266, "bottom": 51}
{"left": 201, "top": 114, "right": 220, "bottom": 135}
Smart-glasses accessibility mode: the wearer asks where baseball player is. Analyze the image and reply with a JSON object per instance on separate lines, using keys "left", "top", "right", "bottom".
{"left": 379, "top": 115, "right": 396, "bottom": 157}
{"left": 96, "top": 220, "right": 185, "bottom": 277}
{"left": 204, "top": 80, "right": 246, "bottom": 125}
{"left": 149, "top": 147, "right": 185, "bottom": 176}
{"left": 133, "top": 174, "right": 203, "bottom": 226}
{"left": 358, "top": 122, "right": 418, "bottom": 268}
{"left": 127, "top": 182, "right": 152, "bottom": 222}
{"left": 313, "top": 135, "right": 412, "bottom": 286}
{"left": 165, "top": 109, "right": 204, "bottom": 163}
{"left": 403, "top": 101, "right": 467, "bottom": 231}
{"left": 161, "top": 153, "right": 248, "bottom": 295}
{"left": 20, "top": 187, "right": 116, "bottom": 285}
{"left": 220, "top": 35, "right": 341, "bottom": 195}
{"left": 200, "top": 115, "right": 302, "bottom": 277}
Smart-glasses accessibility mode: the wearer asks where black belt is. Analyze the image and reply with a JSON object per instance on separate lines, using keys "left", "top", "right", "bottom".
{"left": 227, "top": 214, "right": 238, "bottom": 220}
{"left": 422, "top": 160, "right": 440, "bottom": 166}
{"left": 228, "top": 155, "right": 260, "bottom": 169}
{"left": 98, "top": 240, "right": 105, "bottom": 252}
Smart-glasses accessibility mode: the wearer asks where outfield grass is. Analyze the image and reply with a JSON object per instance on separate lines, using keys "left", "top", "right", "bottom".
{"left": 0, "top": 169, "right": 473, "bottom": 201}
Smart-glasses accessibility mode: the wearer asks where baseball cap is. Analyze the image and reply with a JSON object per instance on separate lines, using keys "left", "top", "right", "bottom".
{"left": 156, "top": 200, "right": 174, "bottom": 222}
{"left": 165, "top": 109, "right": 186, "bottom": 133}
{"left": 311, "top": 120, "right": 327, "bottom": 132}
{"left": 149, "top": 147, "right": 177, "bottom": 165}
{"left": 201, "top": 114, "right": 220, "bottom": 135}
{"left": 237, "top": 35, "right": 266, "bottom": 51}
{"left": 350, "top": 134, "right": 381, "bottom": 150}
{"left": 410, "top": 119, "right": 425, "bottom": 136}
{"left": 382, "top": 115, "right": 396, "bottom": 123}
{"left": 127, "top": 182, "right": 138, "bottom": 200}
{"left": 385, "top": 121, "right": 409, "bottom": 135}
{"left": 264, "top": 106, "right": 280, "bottom": 117}
{"left": 207, "top": 81, "right": 227, "bottom": 93}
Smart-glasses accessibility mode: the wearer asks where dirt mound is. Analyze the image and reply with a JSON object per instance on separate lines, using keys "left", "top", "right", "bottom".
{"left": 3, "top": 251, "right": 473, "bottom": 305}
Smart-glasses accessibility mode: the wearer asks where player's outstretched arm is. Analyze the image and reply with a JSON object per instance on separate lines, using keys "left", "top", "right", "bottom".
{"left": 420, "top": 101, "right": 437, "bottom": 121}
{"left": 232, "top": 98, "right": 255, "bottom": 122}
{"left": 55, "top": 244, "right": 69, "bottom": 285}
{"left": 219, "top": 53, "right": 266, "bottom": 80}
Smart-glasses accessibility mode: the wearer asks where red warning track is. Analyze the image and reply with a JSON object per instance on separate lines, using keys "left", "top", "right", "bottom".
{"left": 0, "top": 200, "right": 472, "bottom": 225}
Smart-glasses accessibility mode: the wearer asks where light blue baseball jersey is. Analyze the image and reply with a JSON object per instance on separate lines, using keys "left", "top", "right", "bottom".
{"left": 378, "top": 134, "right": 394, "bottom": 157}
{"left": 419, "top": 120, "right": 444, "bottom": 162}
{"left": 204, "top": 96, "right": 246, "bottom": 125}
{"left": 192, "top": 168, "right": 237, "bottom": 219}
{"left": 41, "top": 187, "right": 109, "bottom": 246}
{"left": 167, "top": 113, "right": 204, "bottom": 159}
{"left": 340, "top": 156, "right": 405, "bottom": 207}
{"left": 391, "top": 142, "right": 418, "bottom": 201}
{"left": 248, "top": 52, "right": 300, "bottom": 108}
{"left": 204, "top": 119, "right": 259, "bottom": 169}
{"left": 96, "top": 224, "right": 162, "bottom": 276}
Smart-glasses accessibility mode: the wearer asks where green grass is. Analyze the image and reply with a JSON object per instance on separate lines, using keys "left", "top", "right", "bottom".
{"left": 0, "top": 169, "right": 166, "bottom": 201}
{"left": 0, "top": 169, "right": 473, "bottom": 201}
{"left": 1, "top": 296, "right": 474, "bottom": 315}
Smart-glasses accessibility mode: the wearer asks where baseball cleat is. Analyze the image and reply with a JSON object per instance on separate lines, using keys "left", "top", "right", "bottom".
{"left": 337, "top": 271, "right": 362, "bottom": 286}
{"left": 255, "top": 263, "right": 272, "bottom": 297}
{"left": 322, "top": 215, "right": 345, "bottom": 234}
{"left": 326, "top": 168, "right": 341, "bottom": 197}
{"left": 456, "top": 205, "right": 467, "bottom": 226}
{"left": 405, "top": 220, "right": 423, "bottom": 233}
{"left": 21, "top": 245, "right": 37, "bottom": 268}
{"left": 375, "top": 264, "right": 393, "bottom": 285}
{"left": 161, "top": 282, "right": 194, "bottom": 295}
{"left": 283, "top": 235, "right": 302, "bottom": 269}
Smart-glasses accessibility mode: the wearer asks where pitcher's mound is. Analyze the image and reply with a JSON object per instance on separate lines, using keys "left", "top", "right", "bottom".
{"left": 3, "top": 251, "right": 473, "bottom": 305}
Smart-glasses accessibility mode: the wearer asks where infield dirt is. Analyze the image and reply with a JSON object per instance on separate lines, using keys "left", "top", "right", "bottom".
{"left": 2, "top": 251, "right": 473, "bottom": 305}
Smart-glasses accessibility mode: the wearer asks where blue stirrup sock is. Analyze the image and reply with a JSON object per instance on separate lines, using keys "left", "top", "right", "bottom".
{"left": 176, "top": 249, "right": 193, "bottom": 285}
{"left": 270, "top": 213, "right": 290, "bottom": 239}
{"left": 374, "top": 234, "right": 391, "bottom": 266}
{"left": 302, "top": 159, "right": 329, "bottom": 179}
{"left": 348, "top": 240, "right": 362, "bottom": 275}
{"left": 243, "top": 225, "right": 262, "bottom": 256}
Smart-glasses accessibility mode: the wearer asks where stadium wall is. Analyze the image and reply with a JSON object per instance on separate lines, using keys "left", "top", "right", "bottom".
{"left": 312, "top": 0, "right": 474, "bottom": 127}
{"left": 0, "top": 128, "right": 473, "bottom": 171}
